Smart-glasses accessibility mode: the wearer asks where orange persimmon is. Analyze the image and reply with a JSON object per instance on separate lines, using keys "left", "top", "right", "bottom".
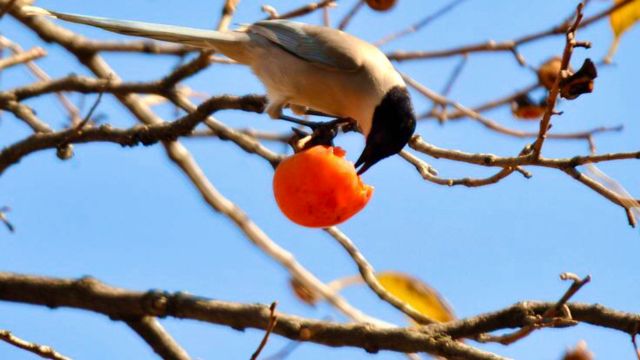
{"left": 366, "top": 0, "right": 397, "bottom": 11}
{"left": 273, "top": 146, "right": 373, "bottom": 228}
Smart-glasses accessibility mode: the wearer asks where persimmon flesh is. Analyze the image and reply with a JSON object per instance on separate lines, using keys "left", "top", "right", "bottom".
{"left": 273, "top": 146, "right": 373, "bottom": 228}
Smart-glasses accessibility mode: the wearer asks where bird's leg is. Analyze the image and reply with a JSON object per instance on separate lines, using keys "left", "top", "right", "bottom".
{"left": 289, "top": 104, "right": 309, "bottom": 116}
{"left": 285, "top": 117, "right": 355, "bottom": 150}
{"left": 279, "top": 115, "right": 325, "bottom": 129}
{"left": 266, "top": 99, "right": 287, "bottom": 120}
{"left": 304, "top": 109, "right": 336, "bottom": 118}
{"left": 279, "top": 115, "right": 352, "bottom": 131}
{"left": 289, "top": 104, "right": 335, "bottom": 118}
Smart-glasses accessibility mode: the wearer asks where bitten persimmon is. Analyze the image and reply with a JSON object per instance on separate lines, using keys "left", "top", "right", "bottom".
{"left": 273, "top": 146, "right": 373, "bottom": 228}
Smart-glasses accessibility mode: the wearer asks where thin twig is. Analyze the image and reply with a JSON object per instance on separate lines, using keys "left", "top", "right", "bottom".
{"left": 126, "top": 317, "right": 191, "bottom": 360}
{"left": 401, "top": 150, "right": 518, "bottom": 187}
{"left": 585, "top": 164, "right": 640, "bottom": 227}
{"left": 0, "top": 206, "right": 14, "bottom": 232}
{"left": 266, "top": 0, "right": 336, "bottom": 20}
{"left": 386, "top": 0, "right": 636, "bottom": 61}
{"left": 375, "top": 0, "right": 468, "bottom": 46}
{"left": 405, "top": 74, "right": 619, "bottom": 142}
{"left": 422, "top": 83, "right": 540, "bottom": 121}
{"left": 408, "top": 135, "right": 640, "bottom": 224}
{"left": 0, "top": 329, "right": 70, "bottom": 360}
{"left": 325, "top": 227, "right": 435, "bottom": 325}
{"left": 532, "top": 2, "right": 586, "bottom": 159}
{"left": 409, "top": 135, "right": 640, "bottom": 171}
{"left": 0, "top": 46, "right": 45, "bottom": 70}
{"left": 427, "top": 55, "right": 468, "bottom": 122}
{"left": 251, "top": 302, "right": 278, "bottom": 360}
{"left": 217, "top": 0, "right": 240, "bottom": 31}
{"left": 0, "top": 36, "right": 82, "bottom": 126}
{"left": 3, "top": 100, "right": 52, "bottom": 133}
{"left": 563, "top": 167, "right": 639, "bottom": 227}
{"left": 477, "top": 273, "right": 591, "bottom": 345}
{"left": 322, "top": 5, "right": 331, "bottom": 27}
{"left": 0, "top": 94, "right": 266, "bottom": 175}
{"left": 338, "top": 0, "right": 364, "bottom": 30}
{"left": 75, "top": 91, "right": 103, "bottom": 131}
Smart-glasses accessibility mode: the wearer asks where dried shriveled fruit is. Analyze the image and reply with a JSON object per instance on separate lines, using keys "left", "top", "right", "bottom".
{"left": 538, "top": 57, "right": 568, "bottom": 90}
{"left": 511, "top": 94, "right": 546, "bottom": 120}
{"left": 273, "top": 146, "right": 373, "bottom": 228}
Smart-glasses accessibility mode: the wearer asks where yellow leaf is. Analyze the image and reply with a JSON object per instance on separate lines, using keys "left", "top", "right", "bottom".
{"left": 607, "top": 0, "right": 640, "bottom": 62}
{"left": 611, "top": 0, "right": 640, "bottom": 37}
{"left": 376, "top": 272, "right": 455, "bottom": 323}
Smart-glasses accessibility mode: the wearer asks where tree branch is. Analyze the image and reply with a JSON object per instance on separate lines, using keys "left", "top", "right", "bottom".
{"left": 0, "top": 46, "right": 46, "bottom": 70}
{"left": 325, "top": 227, "right": 435, "bottom": 325}
{"left": 1, "top": 272, "right": 639, "bottom": 359}
{"left": 532, "top": 1, "right": 586, "bottom": 159}
{"left": 0, "top": 329, "right": 70, "bottom": 360}
{"left": 125, "top": 317, "right": 191, "bottom": 360}
{"left": 0, "top": 272, "right": 504, "bottom": 360}
{"left": 386, "top": 0, "right": 636, "bottom": 61}
{"left": 409, "top": 135, "right": 640, "bottom": 170}
{"left": 0, "top": 94, "right": 265, "bottom": 175}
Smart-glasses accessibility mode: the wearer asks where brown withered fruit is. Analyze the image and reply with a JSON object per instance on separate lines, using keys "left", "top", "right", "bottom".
{"left": 511, "top": 94, "right": 547, "bottom": 120}
{"left": 538, "top": 57, "right": 572, "bottom": 90}
{"left": 559, "top": 58, "right": 597, "bottom": 100}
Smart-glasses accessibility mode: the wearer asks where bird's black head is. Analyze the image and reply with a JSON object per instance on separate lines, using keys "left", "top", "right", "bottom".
{"left": 355, "top": 86, "right": 416, "bottom": 175}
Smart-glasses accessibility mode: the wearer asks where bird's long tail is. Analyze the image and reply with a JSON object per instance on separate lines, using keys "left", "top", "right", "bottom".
{"left": 22, "top": 6, "right": 251, "bottom": 62}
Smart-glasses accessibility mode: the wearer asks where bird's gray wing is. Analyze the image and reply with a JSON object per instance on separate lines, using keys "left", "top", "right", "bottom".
{"left": 249, "top": 20, "right": 364, "bottom": 72}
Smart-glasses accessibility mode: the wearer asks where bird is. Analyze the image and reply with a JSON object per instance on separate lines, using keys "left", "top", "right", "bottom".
{"left": 23, "top": 6, "right": 416, "bottom": 174}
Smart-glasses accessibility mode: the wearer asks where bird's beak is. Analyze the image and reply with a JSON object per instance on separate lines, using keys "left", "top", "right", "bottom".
{"left": 354, "top": 148, "right": 375, "bottom": 175}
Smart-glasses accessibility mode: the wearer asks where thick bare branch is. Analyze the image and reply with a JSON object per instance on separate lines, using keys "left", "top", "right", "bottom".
{"left": 0, "top": 94, "right": 265, "bottom": 175}
{"left": 1, "top": 272, "right": 639, "bottom": 359}
{"left": 0, "top": 272, "right": 504, "bottom": 360}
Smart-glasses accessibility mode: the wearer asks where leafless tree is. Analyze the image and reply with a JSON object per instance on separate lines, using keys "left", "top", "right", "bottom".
{"left": 1, "top": 1, "right": 638, "bottom": 359}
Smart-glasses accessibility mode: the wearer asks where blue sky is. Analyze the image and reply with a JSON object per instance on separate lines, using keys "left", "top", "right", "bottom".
{"left": 1, "top": 0, "right": 639, "bottom": 359}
